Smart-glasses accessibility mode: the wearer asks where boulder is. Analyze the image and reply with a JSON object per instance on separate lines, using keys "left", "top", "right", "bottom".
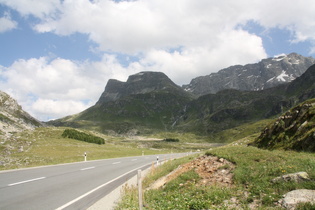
{"left": 279, "top": 189, "right": 315, "bottom": 209}
{"left": 271, "top": 172, "right": 310, "bottom": 183}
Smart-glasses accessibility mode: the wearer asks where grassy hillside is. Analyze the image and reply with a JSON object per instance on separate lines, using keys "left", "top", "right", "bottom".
{"left": 49, "top": 91, "right": 193, "bottom": 135}
{"left": 252, "top": 98, "right": 315, "bottom": 152}
{"left": 116, "top": 144, "right": 315, "bottom": 209}
{"left": 0, "top": 127, "right": 216, "bottom": 170}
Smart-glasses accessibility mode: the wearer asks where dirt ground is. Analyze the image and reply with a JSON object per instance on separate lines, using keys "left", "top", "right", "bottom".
{"left": 149, "top": 155, "right": 235, "bottom": 189}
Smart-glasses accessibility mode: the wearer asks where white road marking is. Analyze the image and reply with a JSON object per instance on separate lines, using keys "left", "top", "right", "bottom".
{"left": 131, "top": 159, "right": 137, "bottom": 161}
{"left": 56, "top": 163, "right": 151, "bottom": 210}
{"left": 112, "top": 162, "right": 121, "bottom": 165}
{"left": 8, "top": 177, "right": 46, "bottom": 186}
{"left": 80, "top": 167, "right": 95, "bottom": 171}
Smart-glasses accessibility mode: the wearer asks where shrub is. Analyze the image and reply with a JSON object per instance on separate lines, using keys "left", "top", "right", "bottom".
{"left": 163, "top": 138, "right": 180, "bottom": 142}
{"left": 62, "top": 129, "right": 105, "bottom": 144}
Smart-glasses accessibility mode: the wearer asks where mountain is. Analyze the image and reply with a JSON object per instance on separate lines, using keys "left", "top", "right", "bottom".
{"left": 174, "top": 64, "right": 315, "bottom": 134}
{"left": 49, "top": 72, "right": 194, "bottom": 134}
{"left": 50, "top": 64, "right": 315, "bottom": 137}
{"left": 0, "top": 91, "right": 44, "bottom": 137}
{"left": 96, "top": 71, "right": 192, "bottom": 104}
{"left": 183, "top": 53, "right": 315, "bottom": 96}
{"left": 251, "top": 98, "right": 315, "bottom": 152}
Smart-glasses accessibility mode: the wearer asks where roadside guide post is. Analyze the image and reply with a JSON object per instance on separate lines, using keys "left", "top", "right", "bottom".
{"left": 84, "top": 152, "right": 87, "bottom": 162}
{"left": 138, "top": 170, "right": 143, "bottom": 210}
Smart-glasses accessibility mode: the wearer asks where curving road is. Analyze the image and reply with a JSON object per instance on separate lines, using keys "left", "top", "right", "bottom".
{"left": 0, "top": 153, "right": 188, "bottom": 210}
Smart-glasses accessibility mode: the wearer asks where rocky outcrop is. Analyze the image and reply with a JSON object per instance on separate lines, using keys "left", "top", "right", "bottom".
{"left": 252, "top": 98, "right": 315, "bottom": 152}
{"left": 183, "top": 53, "right": 315, "bottom": 96}
{"left": 96, "top": 71, "right": 190, "bottom": 104}
{"left": 0, "top": 91, "right": 43, "bottom": 137}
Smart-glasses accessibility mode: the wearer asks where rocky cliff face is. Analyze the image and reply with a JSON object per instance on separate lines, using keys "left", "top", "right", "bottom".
{"left": 0, "top": 91, "right": 43, "bottom": 137}
{"left": 96, "top": 71, "right": 189, "bottom": 104}
{"left": 183, "top": 53, "right": 315, "bottom": 96}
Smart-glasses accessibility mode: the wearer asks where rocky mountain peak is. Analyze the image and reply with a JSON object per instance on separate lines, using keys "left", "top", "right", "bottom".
{"left": 96, "top": 71, "right": 183, "bottom": 104}
{"left": 183, "top": 53, "right": 315, "bottom": 96}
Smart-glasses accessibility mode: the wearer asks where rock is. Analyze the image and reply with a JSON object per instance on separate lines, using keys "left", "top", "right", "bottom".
{"left": 271, "top": 172, "right": 310, "bottom": 183}
{"left": 18, "top": 146, "right": 23, "bottom": 152}
{"left": 183, "top": 53, "right": 315, "bottom": 96}
{"left": 279, "top": 189, "right": 315, "bottom": 209}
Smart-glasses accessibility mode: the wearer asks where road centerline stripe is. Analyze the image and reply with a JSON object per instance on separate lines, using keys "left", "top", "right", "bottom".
{"left": 131, "top": 159, "right": 137, "bottom": 161}
{"left": 8, "top": 177, "right": 46, "bottom": 186}
{"left": 80, "top": 166, "right": 95, "bottom": 171}
{"left": 112, "top": 162, "right": 121, "bottom": 165}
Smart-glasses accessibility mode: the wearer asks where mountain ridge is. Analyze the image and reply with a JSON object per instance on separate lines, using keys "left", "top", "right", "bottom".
{"left": 49, "top": 62, "right": 315, "bottom": 138}
{"left": 96, "top": 71, "right": 192, "bottom": 105}
{"left": 183, "top": 53, "right": 315, "bottom": 96}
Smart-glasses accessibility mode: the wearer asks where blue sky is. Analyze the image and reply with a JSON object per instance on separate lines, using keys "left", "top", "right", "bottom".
{"left": 0, "top": 0, "right": 315, "bottom": 121}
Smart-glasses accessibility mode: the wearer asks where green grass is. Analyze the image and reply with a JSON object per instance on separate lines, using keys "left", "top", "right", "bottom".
{"left": 115, "top": 155, "right": 200, "bottom": 210}
{"left": 0, "top": 127, "right": 215, "bottom": 170}
{"left": 208, "top": 146, "right": 315, "bottom": 208}
{"left": 207, "top": 118, "right": 273, "bottom": 143}
{"left": 144, "top": 170, "right": 232, "bottom": 210}
{"left": 116, "top": 145, "right": 315, "bottom": 209}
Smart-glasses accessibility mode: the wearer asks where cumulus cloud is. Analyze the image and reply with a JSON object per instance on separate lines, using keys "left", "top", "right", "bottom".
{"left": 0, "top": 0, "right": 60, "bottom": 19}
{"left": 1, "top": 0, "right": 315, "bottom": 120}
{"left": 0, "top": 12, "right": 17, "bottom": 33}
{"left": 0, "top": 56, "right": 133, "bottom": 120}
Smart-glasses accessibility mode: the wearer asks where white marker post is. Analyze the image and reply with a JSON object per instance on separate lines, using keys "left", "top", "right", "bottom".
{"left": 137, "top": 170, "right": 143, "bottom": 210}
{"left": 156, "top": 156, "right": 159, "bottom": 166}
{"left": 84, "top": 152, "right": 87, "bottom": 162}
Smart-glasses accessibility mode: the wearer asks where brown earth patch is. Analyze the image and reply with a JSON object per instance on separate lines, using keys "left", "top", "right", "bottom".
{"left": 149, "top": 155, "right": 235, "bottom": 189}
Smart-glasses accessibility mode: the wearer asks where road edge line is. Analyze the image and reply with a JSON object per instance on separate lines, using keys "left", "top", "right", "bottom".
{"left": 56, "top": 163, "right": 151, "bottom": 210}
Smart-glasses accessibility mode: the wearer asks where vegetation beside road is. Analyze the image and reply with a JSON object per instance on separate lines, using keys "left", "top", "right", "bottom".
{"left": 116, "top": 141, "right": 315, "bottom": 209}
{"left": 0, "top": 127, "right": 212, "bottom": 170}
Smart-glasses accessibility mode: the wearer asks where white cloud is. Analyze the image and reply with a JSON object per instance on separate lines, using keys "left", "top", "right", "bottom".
{"left": 32, "top": 99, "right": 91, "bottom": 121}
{"left": 0, "top": 0, "right": 60, "bottom": 19}
{"left": 0, "top": 12, "right": 17, "bottom": 33}
{"left": 1, "top": 0, "right": 315, "bottom": 120}
{"left": 247, "top": 0, "right": 315, "bottom": 45}
{"left": 0, "top": 55, "right": 144, "bottom": 120}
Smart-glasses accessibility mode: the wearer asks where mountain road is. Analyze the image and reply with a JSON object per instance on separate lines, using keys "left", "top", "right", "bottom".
{"left": 0, "top": 153, "right": 189, "bottom": 210}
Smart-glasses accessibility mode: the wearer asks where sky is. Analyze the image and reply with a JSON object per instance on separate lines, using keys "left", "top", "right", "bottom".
{"left": 1, "top": 0, "right": 315, "bottom": 121}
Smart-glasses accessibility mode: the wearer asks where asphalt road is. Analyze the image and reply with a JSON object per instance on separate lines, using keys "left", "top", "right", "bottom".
{"left": 0, "top": 153, "right": 188, "bottom": 210}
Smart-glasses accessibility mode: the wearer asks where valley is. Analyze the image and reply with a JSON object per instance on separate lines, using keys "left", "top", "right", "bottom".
{"left": 0, "top": 53, "right": 315, "bottom": 209}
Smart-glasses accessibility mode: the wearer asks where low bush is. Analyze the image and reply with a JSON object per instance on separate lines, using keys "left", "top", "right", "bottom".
{"left": 62, "top": 129, "right": 105, "bottom": 144}
{"left": 163, "top": 138, "right": 179, "bottom": 142}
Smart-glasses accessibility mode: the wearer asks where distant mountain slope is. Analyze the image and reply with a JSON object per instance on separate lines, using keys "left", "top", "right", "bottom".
{"left": 183, "top": 53, "right": 315, "bottom": 96}
{"left": 251, "top": 98, "right": 315, "bottom": 152}
{"left": 175, "top": 64, "right": 315, "bottom": 134}
{"left": 50, "top": 64, "right": 315, "bottom": 137}
{"left": 0, "top": 91, "right": 44, "bottom": 137}
{"left": 49, "top": 72, "right": 194, "bottom": 134}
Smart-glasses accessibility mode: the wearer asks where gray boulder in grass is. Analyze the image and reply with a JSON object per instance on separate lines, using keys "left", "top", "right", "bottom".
{"left": 271, "top": 172, "right": 310, "bottom": 183}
